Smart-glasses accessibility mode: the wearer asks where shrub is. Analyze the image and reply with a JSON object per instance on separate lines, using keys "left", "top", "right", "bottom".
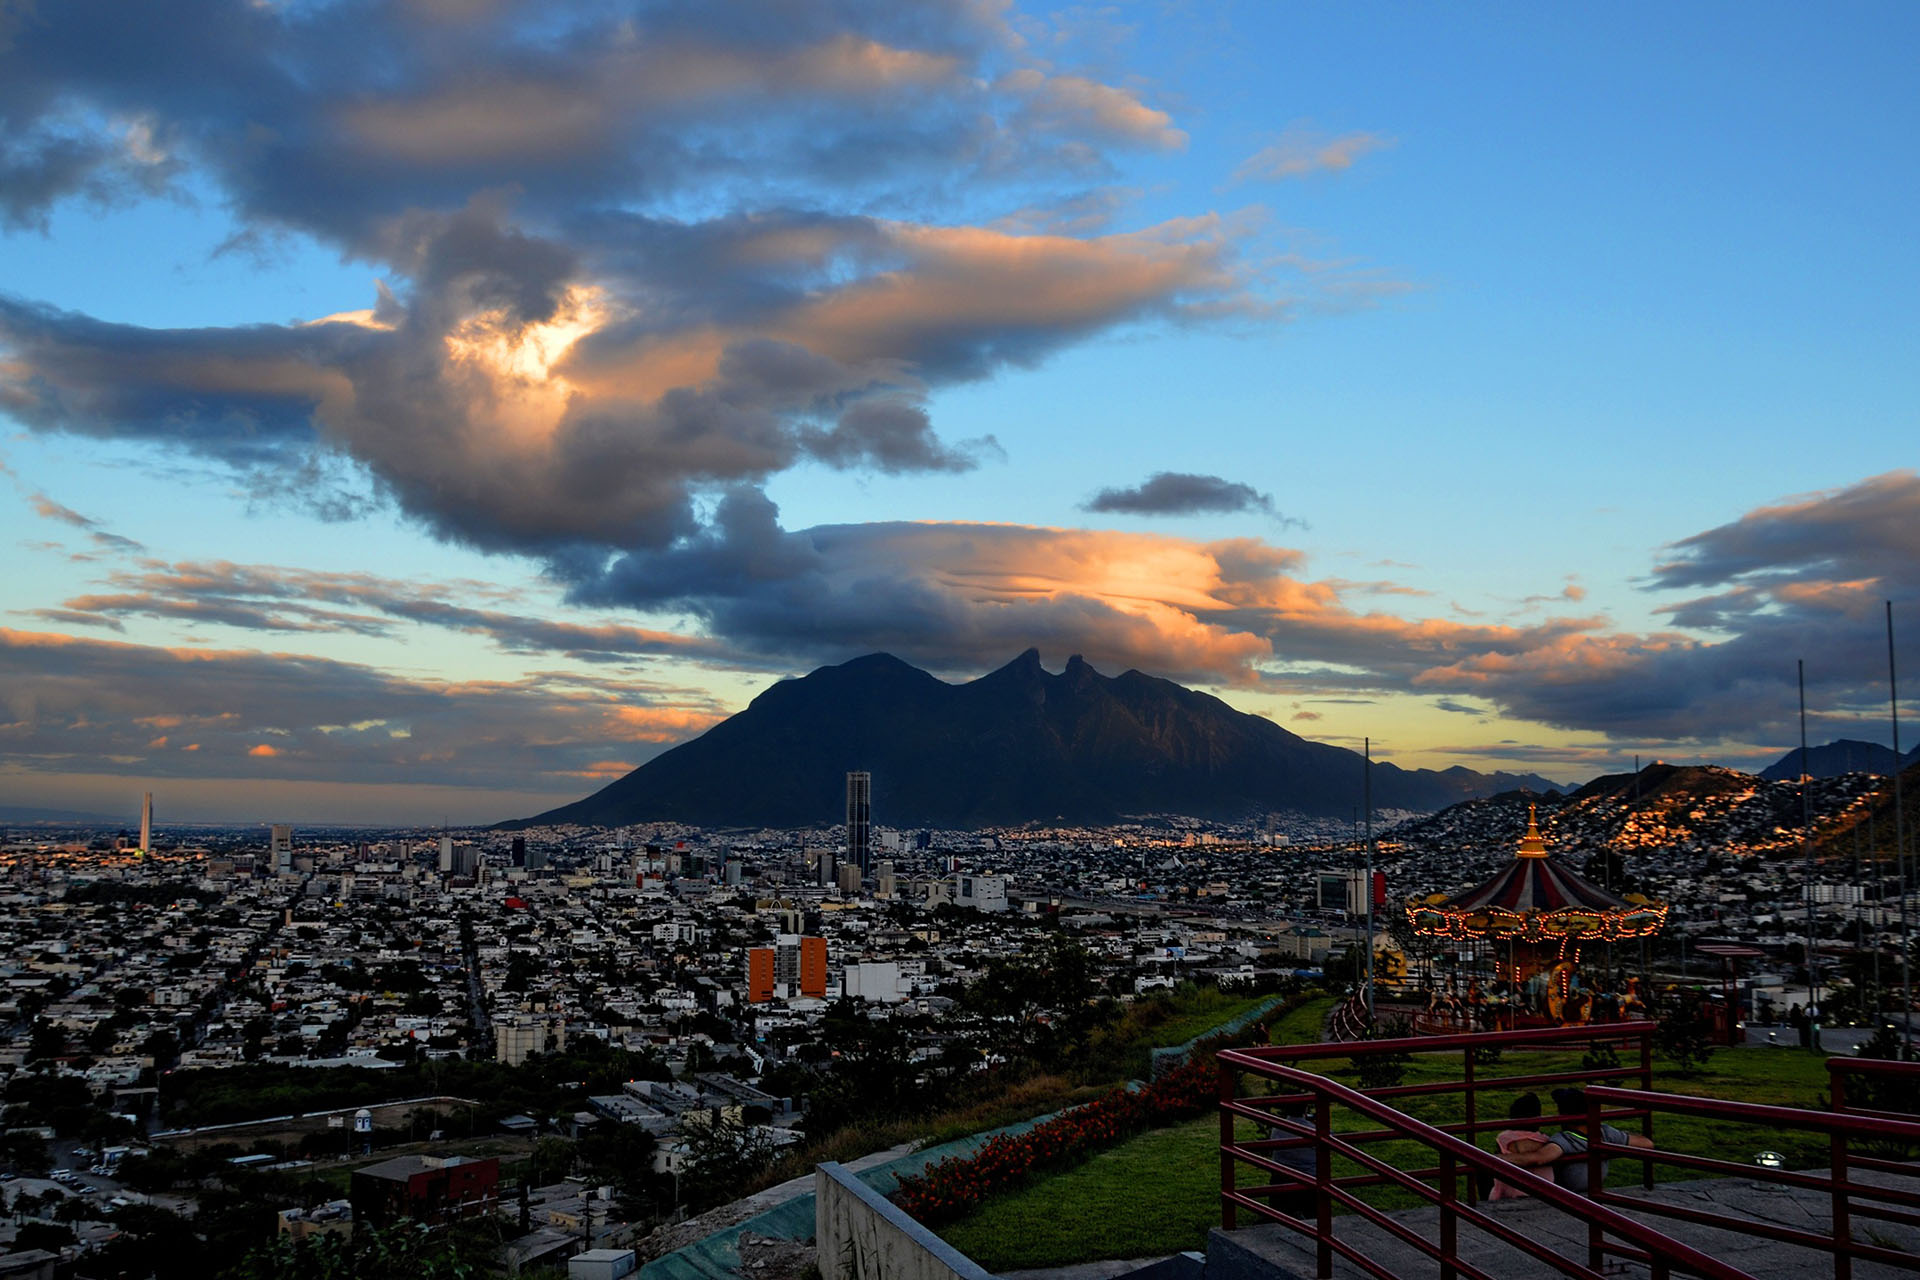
{"left": 1353, "top": 1017, "right": 1413, "bottom": 1090}
{"left": 892, "top": 1057, "right": 1217, "bottom": 1227}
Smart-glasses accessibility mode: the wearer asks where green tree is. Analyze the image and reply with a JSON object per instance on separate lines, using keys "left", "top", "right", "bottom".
{"left": 678, "top": 1112, "right": 773, "bottom": 1212}
{"left": 1654, "top": 989, "right": 1716, "bottom": 1075}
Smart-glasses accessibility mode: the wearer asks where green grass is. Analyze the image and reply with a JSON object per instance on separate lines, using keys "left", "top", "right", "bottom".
{"left": 942, "top": 1042, "right": 1838, "bottom": 1272}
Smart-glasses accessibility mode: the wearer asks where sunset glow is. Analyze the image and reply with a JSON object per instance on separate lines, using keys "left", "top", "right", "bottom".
{"left": 0, "top": 2, "right": 1913, "bottom": 822}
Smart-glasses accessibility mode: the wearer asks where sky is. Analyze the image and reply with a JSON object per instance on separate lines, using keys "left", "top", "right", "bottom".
{"left": 2, "top": 1, "right": 1916, "bottom": 825}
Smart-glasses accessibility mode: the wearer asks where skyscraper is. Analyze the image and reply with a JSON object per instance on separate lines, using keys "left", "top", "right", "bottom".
{"left": 845, "top": 770, "right": 871, "bottom": 877}
{"left": 139, "top": 792, "right": 152, "bottom": 855}
{"left": 270, "top": 824, "right": 294, "bottom": 874}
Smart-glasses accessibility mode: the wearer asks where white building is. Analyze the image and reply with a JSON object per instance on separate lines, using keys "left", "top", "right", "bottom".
{"left": 957, "top": 874, "right": 1008, "bottom": 912}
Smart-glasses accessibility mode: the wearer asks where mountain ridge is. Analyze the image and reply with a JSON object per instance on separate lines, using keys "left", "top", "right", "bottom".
{"left": 504, "top": 651, "right": 1566, "bottom": 829}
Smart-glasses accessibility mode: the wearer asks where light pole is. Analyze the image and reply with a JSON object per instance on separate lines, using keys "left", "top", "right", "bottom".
{"left": 1363, "top": 738, "right": 1375, "bottom": 1026}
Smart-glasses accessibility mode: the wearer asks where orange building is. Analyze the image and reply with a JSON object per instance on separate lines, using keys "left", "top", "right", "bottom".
{"left": 798, "top": 935, "right": 828, "bottom": 999}
{"left": 747, "top": 947, "right": 775, "bottom": 1003}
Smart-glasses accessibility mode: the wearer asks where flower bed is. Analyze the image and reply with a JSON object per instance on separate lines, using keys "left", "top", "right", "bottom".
{"left": 891, "top": 1055, "right": 1217, "bottom": 1227}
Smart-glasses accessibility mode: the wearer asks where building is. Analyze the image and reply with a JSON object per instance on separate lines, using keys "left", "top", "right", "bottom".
{"left": 845, "top": 771, "right": 871, "bottom": 876}
{"left": 510, "top": 836, "right": 526, "bottom": 867}
{"left": 350, "top": 1154, "right": 500, "bottom": 1229}
{"left": 1316, "top": 869, "right": 1371, "bottom": 913}
{"left": 746, "top": 947, "right": 775, "bottom": 1003}
{"left": 139, "top": 792, "right": 152, "bottom": 854}
{"left": 496, "top": 1016, "right": 565, "bottom": 1066}
{"left": 957, "top": 874, "right": 1008, "bottom": 912}
{"left": 843, "top": 961, "right": 903, "bottom": 1004}
{"left": 438, "top": 835, "right": 455, "bottom": 874}
{"left": 270, "top": 824, "right": 294, "bottom": 874}
{"left": 277, "top": 1200, "right": 354, "bottom": 1241}
{"left": 569, "top": 1249, "right": 638, "bottom": 1280}
{"left": 836, "top": 862, "right": 862, "bottom": 895}
{"left": 748, "top": 936, "right": 827, "bottom": 1001}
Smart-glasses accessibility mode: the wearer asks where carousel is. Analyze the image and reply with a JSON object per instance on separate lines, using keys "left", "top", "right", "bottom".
{"left": 1406, "top": 806, "right": 1667, "bottom": 1029}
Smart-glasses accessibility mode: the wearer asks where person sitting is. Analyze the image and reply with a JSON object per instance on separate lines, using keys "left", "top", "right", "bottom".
{"left": 1485, "top": 1093, "right": 1552, "bottom": 1201}
{"left": 1264, "top": 1099, "right": 1318, "bottom": 1221}
{"left": 1497, "top": 1087, "right": 1655, "bottom": 1194}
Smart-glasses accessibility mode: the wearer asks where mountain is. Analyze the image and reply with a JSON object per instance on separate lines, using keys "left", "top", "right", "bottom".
{"left": 506, "top": 650, "right": 1565, "bottom": 829}
{"left": 1393, "top": 759, "right": 1899, "bottom": 865}
{"left": 1757, "top": 738, "right": 1920, "bottom": 782}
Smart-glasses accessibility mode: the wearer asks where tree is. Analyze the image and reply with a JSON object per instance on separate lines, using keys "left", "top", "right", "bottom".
{"left": 678, "top": 1112, "right": 773, "bottom": 1212}
{"left": 0, "top": 1129, "right": 51, "bottom": 1177}
{"left": 574, "top": 1123, "right": 662, "bottom": 1220}
{"left": 1654, "top": 989, "right": 1716, "bottom": 1075}
{"left": 13, "top": 1221, "right": 72, "bottom": 1253}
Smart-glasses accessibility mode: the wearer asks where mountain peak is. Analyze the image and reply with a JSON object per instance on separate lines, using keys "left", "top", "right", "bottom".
{"left": 505, "top": 650, "right": 1572, "bottom": 829}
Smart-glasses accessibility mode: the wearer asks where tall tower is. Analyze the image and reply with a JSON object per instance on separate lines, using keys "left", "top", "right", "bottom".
{"left": 270, "top": 824, "right": 294, "bottom": 873}
{"left": 845, "top": 771, "right": 871, "bottom": 878}
{"left": 139, "top": 793, "right": 152, "bottom": 855}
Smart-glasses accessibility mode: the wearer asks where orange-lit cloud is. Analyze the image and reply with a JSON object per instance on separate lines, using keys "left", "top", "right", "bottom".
{"left": 248, "top": 743, "right": 280, "bottom": 757}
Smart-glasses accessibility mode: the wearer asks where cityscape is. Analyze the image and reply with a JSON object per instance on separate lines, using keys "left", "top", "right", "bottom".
{"left": 1, "top": 2, "right": 1917, "bottom": 1279}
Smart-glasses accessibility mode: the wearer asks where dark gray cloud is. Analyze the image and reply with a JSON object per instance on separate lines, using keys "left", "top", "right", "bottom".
{"left": 0, "top": 625, "right": 725, "bottom": 792}
{"left": 1414, "top": 472, "right": 1920, "bottom": 747}
{"left": 0, "top": 0, "right": 1251, "bottom": 556}
{"left": 1084, "top": 471, "right": 1291, "bottom": 520}
{"left": 41, "top": 560, "right": 745, "bottom": 667}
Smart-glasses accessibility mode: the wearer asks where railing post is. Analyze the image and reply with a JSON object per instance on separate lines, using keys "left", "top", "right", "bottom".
{"left": 1585, "top": 1093, "right": 1605, "bottom": 1273}
{"left": 1439, "top": 1148, "right": 1458, "bottom": 1280}
{"left": 1220, "top": 1057, "right": 1237, "bottom": 1230}
{"left": 1831, "top": 1063, "right": 1851, "bottom": 1280}
{"left": 1315, "top": 1090, "right": 1333, "bottom": 1280}
{"left": 1463, "top": 1043, "right": 1478, "bottom": 1205}
{"left": 1639, "top": 1026, "right": 1655, "bottom": 1190}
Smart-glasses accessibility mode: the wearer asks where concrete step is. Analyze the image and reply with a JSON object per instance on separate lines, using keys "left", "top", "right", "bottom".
{"left": 1203, "top": 1170, "right": 1920, "bottom": 1280}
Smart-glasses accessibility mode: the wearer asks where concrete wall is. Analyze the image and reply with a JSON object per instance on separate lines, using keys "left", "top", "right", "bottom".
{"left": 814, "top": 1162, "right": 996, "bottom": 1280}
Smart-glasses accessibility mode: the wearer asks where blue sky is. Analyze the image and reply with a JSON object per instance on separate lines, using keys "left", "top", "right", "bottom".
{"left": 2, "top": 1, "right": 1915, "bottom": 823}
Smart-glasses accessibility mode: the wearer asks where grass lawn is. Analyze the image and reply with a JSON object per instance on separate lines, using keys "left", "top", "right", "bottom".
{"left": 942, "top": 1037, "right": 1840, "bottom": 1272}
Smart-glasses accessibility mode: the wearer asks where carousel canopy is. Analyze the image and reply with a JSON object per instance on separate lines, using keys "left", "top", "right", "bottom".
{"left": 1406, "top": 806, "right": 1667, "bottom": 944}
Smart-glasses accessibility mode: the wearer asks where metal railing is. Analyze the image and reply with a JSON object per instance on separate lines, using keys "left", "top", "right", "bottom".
{"left": 1220, "top": 1026, "right": 1920, "bottom": 1280}
{"left": 1578, "top": 1061, "right": 1920, "bottom": 1280}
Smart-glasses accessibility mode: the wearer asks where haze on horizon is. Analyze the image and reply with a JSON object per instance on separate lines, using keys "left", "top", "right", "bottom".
{"left": 1, "top": 1, "right": 1915, "bottom": 826}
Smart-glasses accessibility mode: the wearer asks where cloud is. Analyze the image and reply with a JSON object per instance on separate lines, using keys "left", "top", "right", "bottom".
{"left": 41, "top": 559, "right": 744, "bottom": 665}
{"left": 1084, "top": 471, "right": 1291, "bottom": 519}
{"left": 1001, "top": 69, "right": 1187, "bottom": 150}
{"left": 1234, "top": 128, "right": 1392, "bottom": 183}
{"left": 18, "top": 490, "right": 147, "bottom": 554}
{"left": 0, "top": 626, "right": 726, "bottom": 792}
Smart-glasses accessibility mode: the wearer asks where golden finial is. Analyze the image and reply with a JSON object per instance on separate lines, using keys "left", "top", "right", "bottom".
{"left": 1518, "top": 803, "right": 1548, "bottom": 858}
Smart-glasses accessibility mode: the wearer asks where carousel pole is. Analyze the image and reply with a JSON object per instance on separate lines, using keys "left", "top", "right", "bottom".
{"left": 1800, "top": 660, "right": 1820, "bottom": 1051}
{"left": 1888, "top": 600, "right": 1910, "bottom": 1047}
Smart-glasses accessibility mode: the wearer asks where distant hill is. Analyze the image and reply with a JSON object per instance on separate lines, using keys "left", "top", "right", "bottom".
{"left": 1758, "top": 738, "right": 1920, "bottom": 781}
{"left": 505, "top": 650, "right": 1565, "bottom": 830}
{"left": 1394, "top": 759, "right": 1904, "bottom": 866}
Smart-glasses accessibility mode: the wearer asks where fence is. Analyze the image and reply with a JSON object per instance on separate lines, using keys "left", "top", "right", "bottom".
{"left": 1217, "top": 1023, "right": 1920, "bottom": 1280}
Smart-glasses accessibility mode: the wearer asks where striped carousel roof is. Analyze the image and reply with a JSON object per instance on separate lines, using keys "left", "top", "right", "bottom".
{"left": 1442, "top": 848, "right": 1629, "bottom": 914}
{"left": 1408, "top": 806, "right": 1664, "bottom": 943}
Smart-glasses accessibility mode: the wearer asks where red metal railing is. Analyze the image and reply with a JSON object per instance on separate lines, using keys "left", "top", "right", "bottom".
{"left": 1578, "top": 1064, "right": 1920, "bottom": 1280}
{"left": 1221, "top": 1026, "right": 1920, "bottom": 1280}
{"left": 1327, "top": 992, "right": 1371, "bottom": 1042}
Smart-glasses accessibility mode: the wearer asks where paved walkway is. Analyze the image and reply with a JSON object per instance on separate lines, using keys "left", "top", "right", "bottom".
{"left": 1208, "top": 1167, "right": 1920, "bottom": 1280}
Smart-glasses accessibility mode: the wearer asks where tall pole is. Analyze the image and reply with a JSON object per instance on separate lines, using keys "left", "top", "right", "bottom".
{"left": 1888, "top": 601, "right": 1910, "bottom": 1045}
{"left": 1800, "top": 660, "right": 1819, "bottom": 1050}
{"left": 1364, "top": 737, "right": 1375, "bottom": 1025}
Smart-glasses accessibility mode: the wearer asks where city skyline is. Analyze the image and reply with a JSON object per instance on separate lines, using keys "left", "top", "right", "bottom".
{"left": 2, "top": 3, "right": 1917, "bottom": 823}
